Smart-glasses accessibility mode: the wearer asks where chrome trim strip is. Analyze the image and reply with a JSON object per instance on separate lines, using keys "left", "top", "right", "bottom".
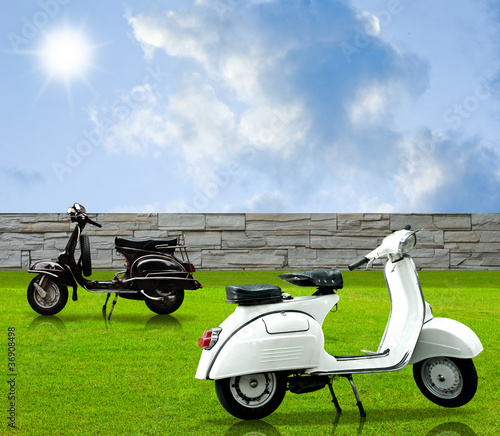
{"left": 311, "top": 352, "right": 411, "bottom": 376}
{"left": 140, "top": 290, "right": 163, "bottom": 300}
{"left": 334, "top": 348, "right": 390, "bottom": 361}
{"left": 121, "top": 276, "right": 196, "bottom": 283}
{"left": 27, "top": 270, "right": 58, "bottom": 278}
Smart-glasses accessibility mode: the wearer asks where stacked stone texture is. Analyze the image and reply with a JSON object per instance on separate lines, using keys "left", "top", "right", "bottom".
{"left": 0, "top": 213, "right": 499, "bottom": 270}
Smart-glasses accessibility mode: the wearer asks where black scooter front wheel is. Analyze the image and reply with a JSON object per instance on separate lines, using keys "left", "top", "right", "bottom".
{"left": 144, "top": 289, "right": 184, "bottom": 315}
{"left": 27, "top": 275, "right": 68, "bottom": 316}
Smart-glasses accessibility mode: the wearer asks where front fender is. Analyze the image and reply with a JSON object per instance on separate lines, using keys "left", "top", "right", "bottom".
{"left": 28, "top": 261, "right": 78, "bottom": 298}
{"left": 409, "top": 317, "right": 483, "bottom": 364}
{"left": 196, "top": 311, "right": 324, "bottom": 380}
{"left": 28, "top": 260, "right": 67, "bottom": 278}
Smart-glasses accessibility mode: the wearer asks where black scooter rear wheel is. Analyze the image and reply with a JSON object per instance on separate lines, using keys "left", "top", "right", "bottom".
{"left": 144, "top": 289, "right": 184, "bottom": 314}
{"left": 27, "top": 275, "right": 68, "bottom": 316}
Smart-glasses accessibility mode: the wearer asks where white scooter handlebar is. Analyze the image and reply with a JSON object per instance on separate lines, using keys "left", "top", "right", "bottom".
{"left": 348, "top": 257, "right": 369, "bottom": 271}
{"left": 348, "top": 225, "right": 412, "bottom": 271}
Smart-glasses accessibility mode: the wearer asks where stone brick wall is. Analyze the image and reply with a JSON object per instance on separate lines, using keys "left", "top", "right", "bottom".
{"left": 1, "top": 213, "right": 499, "bottom": 270}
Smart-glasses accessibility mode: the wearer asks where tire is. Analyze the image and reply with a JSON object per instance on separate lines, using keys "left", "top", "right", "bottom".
{"left": 27, "top": 275, "right": 68, "bottom": 316}
{"left": 80, "top": 234, "right": 92, "bottom": 277}
{"left": 215, "top": 372, "right": 287, "bottom": 420}
{"left": 413, "top": 357, "right": 478, "bottom": 408}
{"left": 144, "top": 289, "right": 184, "bottom": 314}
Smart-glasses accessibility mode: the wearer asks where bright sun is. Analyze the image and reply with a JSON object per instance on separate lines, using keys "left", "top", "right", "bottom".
{"left": 27, "top": 24, "right": 101, "bottom": 108}
{"left": 39, "top": 28, "right": 92, "bottom": 81}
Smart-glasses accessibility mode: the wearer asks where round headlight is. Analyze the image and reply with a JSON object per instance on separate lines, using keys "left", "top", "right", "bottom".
{"left": 400, "top": 233, "right": 416, "bottom": 254}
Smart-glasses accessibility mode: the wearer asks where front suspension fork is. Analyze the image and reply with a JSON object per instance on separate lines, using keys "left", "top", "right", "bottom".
{"left": 34, "top": 275, "right": 50, "bottom": 298}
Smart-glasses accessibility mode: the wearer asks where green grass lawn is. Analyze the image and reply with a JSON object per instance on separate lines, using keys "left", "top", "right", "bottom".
{"left": 1, "top": 269, "right": 499, "bottom": 435}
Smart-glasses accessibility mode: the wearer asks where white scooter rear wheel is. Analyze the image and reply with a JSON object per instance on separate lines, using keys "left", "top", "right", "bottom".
{"left": 413, "top": 357, "right": 478, "bottom": 407}
{"left": 215, "top": 372, "right": 286, "bottom": 420}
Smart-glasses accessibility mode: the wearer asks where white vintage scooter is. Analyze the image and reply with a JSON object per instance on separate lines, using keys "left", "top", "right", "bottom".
{"left": 195, "top": 226, "right": 483, "bottom": 420}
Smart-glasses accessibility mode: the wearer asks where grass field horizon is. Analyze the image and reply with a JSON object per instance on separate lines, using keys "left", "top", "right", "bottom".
{"left": 1, "top": 269, "right": 499, "bottom": 435}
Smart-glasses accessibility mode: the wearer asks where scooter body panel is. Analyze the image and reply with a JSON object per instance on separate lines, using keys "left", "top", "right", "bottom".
{"left": 195, "top": 294, "right": 339, "bottom": 380}
{"left": 207, "top": 313, "right": 323, "bottom": 379}
{"left": 131, "top": 254, "right": 185, "bottom": 277}
{"left": 309, "top": 257, "right": 426, "bottom": 375}
{"left": 408, "top": 317, "right": 483, "bottom": 364}
{"left": 198, "top": 256, "right": 428, "bottom": 379}
{"left": 129, "top": 254, "right": 200, "bottom": 291}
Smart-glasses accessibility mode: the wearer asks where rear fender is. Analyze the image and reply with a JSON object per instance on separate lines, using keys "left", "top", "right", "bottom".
{"left": 409, "top": 317, "right": 483, "bottom": 364}
{"left": 196, "top": 311, "right": 324, "bottom": 380}
{"left": 131, "top": 254, "right": 185, "bottom": 277}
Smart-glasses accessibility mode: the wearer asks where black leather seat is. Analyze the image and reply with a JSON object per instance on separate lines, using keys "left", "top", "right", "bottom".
{"left": 226, "top": 284, "right": 283, "bottom": 305}
{"left": 279, "top": 269, "right": 343, "bottom": 289}
{"left": 115, "top": 237, "right": 177, "bottom": 251}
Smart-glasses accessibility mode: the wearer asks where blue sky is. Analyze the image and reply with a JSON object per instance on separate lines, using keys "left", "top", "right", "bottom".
{"left": 1, "top": 0, "right": 499, "bottom": 213}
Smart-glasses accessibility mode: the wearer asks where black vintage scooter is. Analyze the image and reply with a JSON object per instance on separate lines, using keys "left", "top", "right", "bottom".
{"left": 27, "top": 203, "right": 202, "bottom": 319}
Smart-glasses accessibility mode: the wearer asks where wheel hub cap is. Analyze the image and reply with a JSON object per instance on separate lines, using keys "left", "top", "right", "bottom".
{"left": 423, "top": 358, "right": 462, "bottom": 399}
{"left": 34, "top": 281, "right": 60, "bottom": 308}
{"left": 230, "top": 373, "right": 276, "bottom": 408}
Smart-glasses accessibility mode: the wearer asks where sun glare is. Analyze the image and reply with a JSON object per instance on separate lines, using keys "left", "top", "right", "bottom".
{"left": 40, "top": 28, "right": 92, "bottom": 81}
{"left": 39, "top": 27, "right": 92, "bottom": 81}
{"left": 23, "top": 23, "right": 104, "bottom": 109}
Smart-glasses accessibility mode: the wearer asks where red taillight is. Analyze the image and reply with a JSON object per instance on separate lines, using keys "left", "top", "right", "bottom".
{"left": 183, "top": 263, "right": 196, "bottom": 272}
{"left": 198, "top": 330, "right": 213, "bottom": 348}
{"left": 198, "top": 328, "right": 221, "bottom": 350}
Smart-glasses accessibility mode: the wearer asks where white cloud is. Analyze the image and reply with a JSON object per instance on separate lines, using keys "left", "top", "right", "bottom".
{"left": 357, "top": 11, "right": 380, "bottom": 37}
{"left": 117, "top": 1, "right": 431, "bottom": 211}
{"left": 88, "top": 1, "right": 499, "bottom": 213}
{"left": 392, "top": 133, "right": 447, "bottom": 211}
{"left": 92, "top": 74, "right": 239, "bottom": 186}
{"left": 238, "top": 103, "right": 310, "bottom": 154}
{"left": 164, "top": 74, "right": 236, "bottom": 163}
{"left": 348, "top": 84, "right": 388, "bottom": 125}
{"left": 91, "top": 83, "right": 167, "bottom": 155}
{"left": 244, "top": 190, "right": 291, "bottom": 212}
{"left": 127, "top": 11, "right": 219, "bottom": 63}
{"left": 112, "top": 198, "right": 192, "bottom": 213}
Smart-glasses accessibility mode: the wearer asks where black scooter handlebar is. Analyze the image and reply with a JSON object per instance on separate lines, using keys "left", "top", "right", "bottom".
{"left": 348, "top": 257, "right": 369, "bottom": 271}
{"left": 87, "top": 217, "right": 102, "bottom": 228}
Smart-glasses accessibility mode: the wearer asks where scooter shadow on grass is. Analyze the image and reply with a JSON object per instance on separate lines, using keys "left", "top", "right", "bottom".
{"left": 221, "top": 408, "right": 477, "bottom": 436}
{"left": 425, "top": 422, "right": 477, "bottom": 436}
{"left": 100, "top": 312, "right": 183, "bottom": 331}
{"left": 29, "top": 315, "right": 66, "bottom": 331}
{"left": 224, "top": 420, "right": 282, "bottom": 436}
{"left": 28, "top": 313, "right": 182, "bottom": 332}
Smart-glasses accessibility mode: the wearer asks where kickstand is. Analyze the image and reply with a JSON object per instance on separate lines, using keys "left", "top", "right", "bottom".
{"left": 345, "top": 374, "right": 367, "bottom": 418}
{"left": 107, "top": 293, "right": 118, "bottom": 321}
{"left": 103, "top": 294, "right": 111, "bottom": 313}
{"left": 327, "top": 378, "right": 342, "bottom": 415}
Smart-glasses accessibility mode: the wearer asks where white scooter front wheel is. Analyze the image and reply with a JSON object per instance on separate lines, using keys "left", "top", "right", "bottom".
{"left": 215, "top": 372, "right": 287, "bottom": 420}
{"left": 413, "top": 357, "right": 478, "bottom": 407}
